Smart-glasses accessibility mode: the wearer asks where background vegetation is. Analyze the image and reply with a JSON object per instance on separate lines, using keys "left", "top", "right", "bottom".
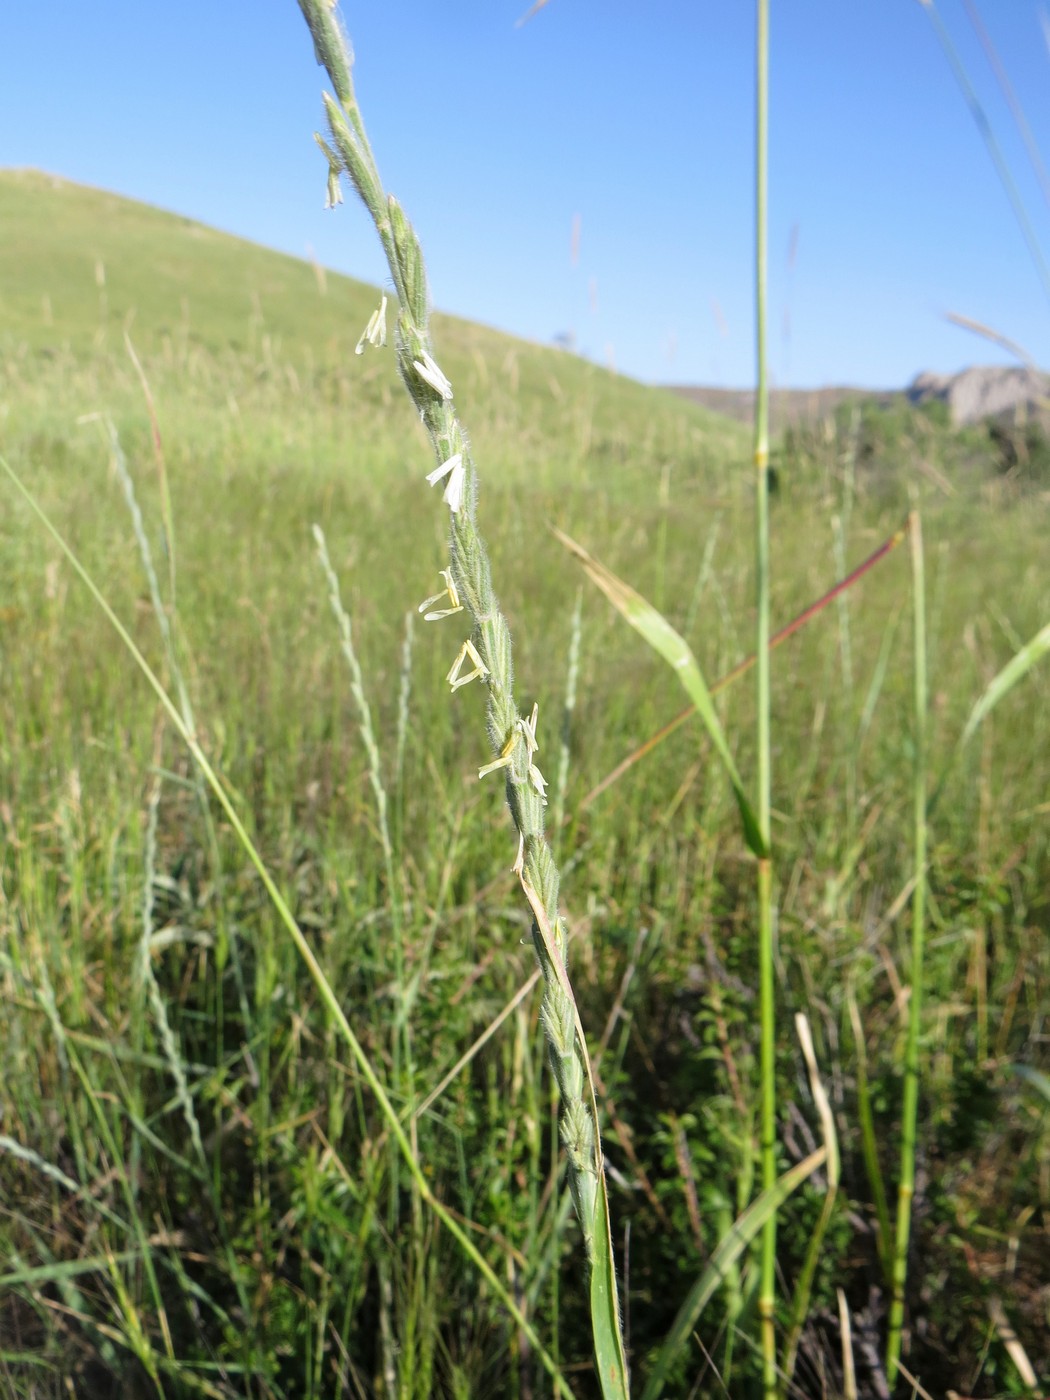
{"left": 1, "top": 167, "right": 1048, "bottom": 1397}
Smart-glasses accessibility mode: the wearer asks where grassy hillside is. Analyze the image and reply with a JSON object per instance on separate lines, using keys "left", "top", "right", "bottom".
{"left": 0, "top": 168, "right": 745, "bottom": 476}
{"left": 1, "top": 171, "right": 1048, "bottom": 1399}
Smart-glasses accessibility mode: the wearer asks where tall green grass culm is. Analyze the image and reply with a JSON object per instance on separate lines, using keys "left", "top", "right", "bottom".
{"left": 0, "top": 6, "right": 1049, "bottom": 1400}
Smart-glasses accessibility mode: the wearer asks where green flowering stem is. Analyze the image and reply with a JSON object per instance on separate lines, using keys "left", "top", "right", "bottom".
{"left": 752, "top": 2, "right": 778, "bottom": 1396}
{"left": 295, "top": 2, "right": 629, "bottom": 1393}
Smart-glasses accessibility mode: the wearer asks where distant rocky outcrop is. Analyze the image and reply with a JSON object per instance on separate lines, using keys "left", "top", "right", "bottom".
{"left": 907, "top": 365, "right": 1050, "bottom": 427}
{"left": 668, "top": 364, "right": 1050, "bottom": 435}
{"left": 666, "top": 384, "right": 900, "bottom": 428}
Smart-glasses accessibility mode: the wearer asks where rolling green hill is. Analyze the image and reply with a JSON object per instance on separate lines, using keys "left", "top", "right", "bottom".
{"left": 0, "top": 167, "right": 747, "bottom": 488}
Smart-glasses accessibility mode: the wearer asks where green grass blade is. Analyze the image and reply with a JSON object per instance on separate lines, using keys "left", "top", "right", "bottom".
{"left": 957, "top": 620, "right": 1050, "bottom": 750}
{"left": 551, "top": 525, "right": 766, "bottom": 857}
{"left": 929, "top": 619, "right": 1050, "bottom": 814}
{"left": 639, "top": 1147, "right": 826, "bottom": 1400}
{"left": 848, "top": 990, "right": 892, "bottom": 1278}
{"left": 0, "top": 1252, "right": 144, "bottom": 1288}
{"left": 591, "top": 1216, "right": 629, "bottom": 1400}
{"left": 780, "top": 1016, "right": 841, "bottom": 1390}
{"left": 1010, "top": 1063, "right": 1050, "bottom": 1106}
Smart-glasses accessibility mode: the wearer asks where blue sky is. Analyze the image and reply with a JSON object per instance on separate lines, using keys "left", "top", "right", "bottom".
{"left": 1, "top": 1, "right": 1049, "bottom": 388}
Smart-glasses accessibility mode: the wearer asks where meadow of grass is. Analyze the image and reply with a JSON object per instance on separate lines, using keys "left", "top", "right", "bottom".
{"left": 1, "top": 166, "right": 1048, "bottom": 1398}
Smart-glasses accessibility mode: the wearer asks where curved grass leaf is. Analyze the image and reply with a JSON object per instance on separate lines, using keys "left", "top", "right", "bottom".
{"left": 1010, "top": 1063, "right": 1050, "bottom": 1106}
{"left": 929, "top": 619, "right": 1050, "bottom": 813}
{"left": 639, "top": 1148, "right": 825, "bottom": 1400}
{"left": 592, "top": 1212, "right": 630, "bottom": 1400}
{"left": 780, "top": 1017, "right": 841, "bottom": 1388}
{"left": 957, "top": 620, "right": 1050, "bottom": 751}
{"left": 551, "top": 525, "right": 766, "bottom": 858}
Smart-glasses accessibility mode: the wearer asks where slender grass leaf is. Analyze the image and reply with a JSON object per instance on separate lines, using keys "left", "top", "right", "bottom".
{"left": 930, "top": 619, "right": 1050, "bottom": 814}
{"left": 848, "top": 991, "right": 892, "bottom": 1278}
{"left": 781, "top": 1018, "right": 840, "bottom": 1388}
{"left": 591, "top": 1205, "right": 630, "bottom": 1400}
{"left": 958, "top": 621, "right": 1050, "bottom": 751}
{"left": 640, "top": 1148, "right": 825, "bottom": 1400}
{"left": 0, "top": 1251, "right": 144, "bottom": 1288}
{"left": 551, "top": 526, "right": 766, "bottom": 857}
{"left": 1010, "top": 1064, "right": 1050, "bottom": 1106}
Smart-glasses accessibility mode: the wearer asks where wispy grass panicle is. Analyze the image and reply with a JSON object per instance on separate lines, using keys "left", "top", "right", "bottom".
{"left": 296, "top": 2, "right": 629, "bottom": 1390}
{"left": 395, "top": 605, "right": 414, "bottom": 805}
{"left": 135, "top": 779, "right": 207, "bottom": 1179}
{"left": 552, "top": 585, "right": 583, "bottom": 838}
{"left": 98, "top": 415, "right": 195, "bottom": 732}
{"left": 313, "top": 521, "right": 416, "bottom": 1117}
{"left": 313, "top": 523, "right": 394, "bottom": 873}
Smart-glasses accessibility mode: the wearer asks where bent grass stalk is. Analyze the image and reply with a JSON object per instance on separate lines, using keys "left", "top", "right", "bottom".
{"left": 294, "top": 2, "right": 629, "bottom": 1391}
